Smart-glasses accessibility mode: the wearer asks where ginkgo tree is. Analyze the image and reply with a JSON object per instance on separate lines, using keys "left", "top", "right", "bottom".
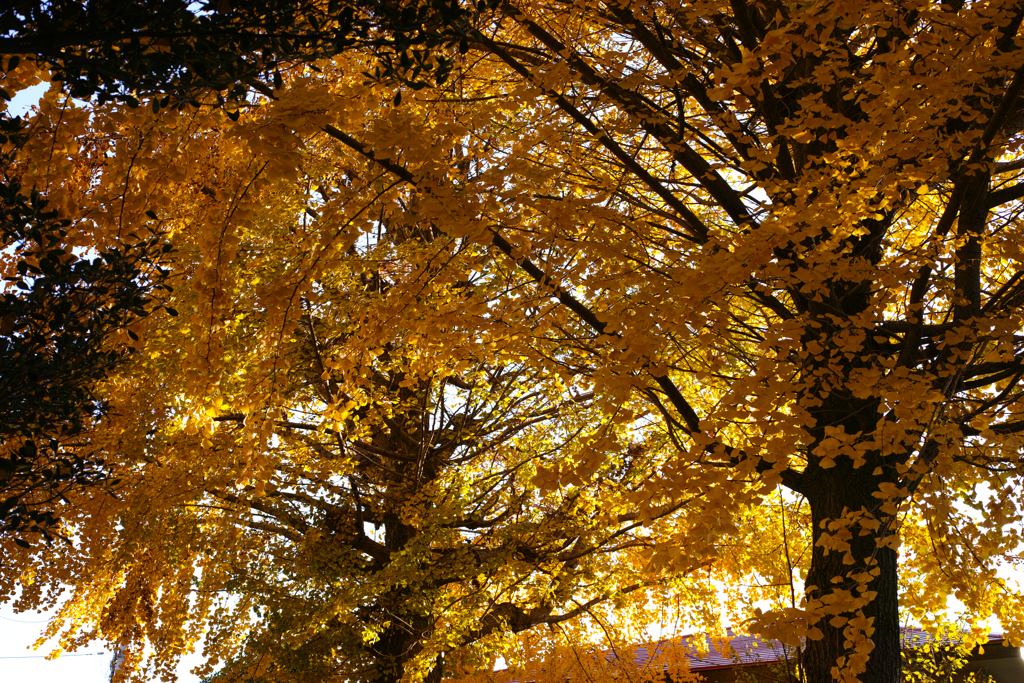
{"left": 5, "top": 0, "right": 1024, "bottom": 682}
{"left": 0, "top": 62, "right": 711, "bottom": 683}
{"left": 268, "top": 2, "right": 1024, "bottom": 681}
{"left": 326, "top": 2, "right": 1024, "bottom": 682}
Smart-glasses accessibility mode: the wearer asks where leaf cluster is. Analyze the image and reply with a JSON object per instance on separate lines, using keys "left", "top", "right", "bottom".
{"left": 1, "top": 0, "right": 503, "bottom": 110}
{"left": 0, "top": 179, "right": 170, "bottom": 542}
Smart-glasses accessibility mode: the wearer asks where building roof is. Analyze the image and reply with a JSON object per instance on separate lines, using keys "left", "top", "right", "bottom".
{"left": 628, "top": 628, "right": 1009, "bottom": 673}
{"left": 493, "top": 627, "right": 1014, "bottom": 683}
{"left": 630, "top": 632, "right": 788, "bottom": 672}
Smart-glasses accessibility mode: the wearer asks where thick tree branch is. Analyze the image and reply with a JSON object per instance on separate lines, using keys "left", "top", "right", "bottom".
{"left": 930, "top": 63, "right": 1024, "bottom": 240}
{"left": 987, "top": 181, "right": 1024, "bottom": 208}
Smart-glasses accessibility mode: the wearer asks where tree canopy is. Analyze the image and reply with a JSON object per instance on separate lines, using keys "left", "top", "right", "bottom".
{"left": 4, "top": 1, "right": 1024, "bottom": 683}
{"left": 0, "top": 51, "right": 171, "bottom": 543}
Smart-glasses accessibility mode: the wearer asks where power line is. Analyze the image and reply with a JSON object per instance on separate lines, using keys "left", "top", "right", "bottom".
{"left": 0, "top": 614, "right": 50, "bottom": 624}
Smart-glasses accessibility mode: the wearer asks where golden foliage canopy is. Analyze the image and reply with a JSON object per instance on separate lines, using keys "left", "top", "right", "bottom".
{"left": 4, "top": 1, "right": 1024, "bottom": 683}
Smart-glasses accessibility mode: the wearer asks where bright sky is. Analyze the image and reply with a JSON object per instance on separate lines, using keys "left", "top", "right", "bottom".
{"left": 0, "top": 602, "right": 206, "bottom": 683}
{"left": 0, "top": 606, "right": 112, "bottom": 682}
{"left": 7, "top": 81, "right": 48, "bottom": 116}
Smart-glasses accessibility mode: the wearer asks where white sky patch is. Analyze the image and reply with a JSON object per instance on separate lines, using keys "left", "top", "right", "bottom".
{"left": 0, "top": 600, "right": 206, "bottom": 682}
{"left": 0, "top": 601, "right": 112, "bottom": 683}
{"left": 7, "top": 82, "right": 48, "bottom": 117}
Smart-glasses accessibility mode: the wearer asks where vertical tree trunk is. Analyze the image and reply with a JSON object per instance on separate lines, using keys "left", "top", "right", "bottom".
{"left": 801, "top": 465, "right": 901, "bottom": 683}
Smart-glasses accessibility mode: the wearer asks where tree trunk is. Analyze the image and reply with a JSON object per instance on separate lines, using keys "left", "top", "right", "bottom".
{"left": 801, "top": 464, "right": 901, "bottom": 683}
